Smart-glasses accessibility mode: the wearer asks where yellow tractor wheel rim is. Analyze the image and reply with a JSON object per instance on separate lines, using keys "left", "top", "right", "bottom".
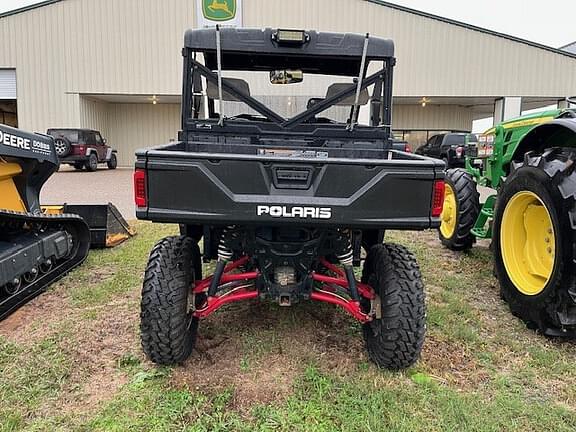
{"left": 440, "top": 183, "right": 457, "bottom": 239}
{"left": 501, "top": 191, "right": 555, "bottom": 296}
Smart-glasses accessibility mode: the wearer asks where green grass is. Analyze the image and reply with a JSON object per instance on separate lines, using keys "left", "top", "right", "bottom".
{"left": 1, "top": 224, "right": 575, "bottom": 431}
{"left": 0, "top": 335, "right": 72, "bottom": 431}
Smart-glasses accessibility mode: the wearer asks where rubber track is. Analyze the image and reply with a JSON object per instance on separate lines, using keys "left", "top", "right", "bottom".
{"left": 440, "top": 168, "right": 480, "bottom": 251}
{"left": 0, "top": 209, "right": 91, "bottom": 320}
{"left": 362, "top": 243, "right": 426, "bottom": 370}
{"left": 140, "top": 236, "right": 201, "bottom": 365}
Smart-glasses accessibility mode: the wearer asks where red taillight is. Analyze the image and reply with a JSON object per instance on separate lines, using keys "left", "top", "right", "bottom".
{"left": 431, "top": 180, "right": 445, "bottom": 217}
{"left": 134, "top": 169, "right": 147, "bottom": 208}
{"left": 456, "top": 146, "right": 464, "bottom": 157}
{"left": 404, "top": 144, "right": 412, "bottom": 153}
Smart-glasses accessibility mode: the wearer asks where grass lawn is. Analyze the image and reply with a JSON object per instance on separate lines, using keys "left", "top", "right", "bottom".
{"left": 0, "top": 222, "right": 575, "bottom": 431}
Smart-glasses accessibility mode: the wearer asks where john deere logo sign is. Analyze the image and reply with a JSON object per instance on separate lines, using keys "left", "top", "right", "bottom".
{"left": 203, "top": 0, "right": 236, "bottom": 21}
{"left": 196, "top": 0, "right": 242, "bottom": 27}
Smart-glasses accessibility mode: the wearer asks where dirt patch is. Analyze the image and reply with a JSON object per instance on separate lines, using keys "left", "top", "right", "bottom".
{"left": 0, "top": 286, "right": 68, "bottom": 343}
{"left": 0, "top": 265, "right": 117, "bottom": 345}
{"left": 421, "top": 335, "right": 490, "bottom": 389}
{"left": 170, "top": 300, "right": 366, "bottom": 410}
{"left": 36, "top": 289, "right": 140, "bottom": 417}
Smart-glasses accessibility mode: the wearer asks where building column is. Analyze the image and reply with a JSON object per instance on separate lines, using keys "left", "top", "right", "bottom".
{"left": 558, "top": 98, "right": 573, "bottom": 109}
{"left": 494, "top": 97, "right": 522, "bottom": 124}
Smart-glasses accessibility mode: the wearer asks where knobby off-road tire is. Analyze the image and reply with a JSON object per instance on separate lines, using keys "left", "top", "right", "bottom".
{"left": 86, "top": 153, "right": 98, "bottom": 172}
{"left": 439, "top": 168, "right": 481, "bottom": 251}
{"left": 493, "top": 149, "right": 576, "bottom": 336}
{"left": 361, "top": 243, "right": 426, "bottom": 370}
{"left": 140, "top": 236, "right": 202, "bottom": 364}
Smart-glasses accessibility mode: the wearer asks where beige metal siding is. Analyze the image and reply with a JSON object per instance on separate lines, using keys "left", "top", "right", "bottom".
{"left": 108, "top": 103, "right": 180, "bottom": 166}
{"left": 244, "top": 0, "right": 576, "bottom": 97}
{"left": 393, "top": 104, "right": 473, "bottom": 131}
{"left": 79, "top": 97, "right": 110, "bottom": 137}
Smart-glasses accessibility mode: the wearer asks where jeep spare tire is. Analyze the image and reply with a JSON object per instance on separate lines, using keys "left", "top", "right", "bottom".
{"left": 53, "top": 137, "right": 71, "bottom": 157}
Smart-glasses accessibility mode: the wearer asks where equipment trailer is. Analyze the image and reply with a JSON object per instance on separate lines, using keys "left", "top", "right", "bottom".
{"left": 136, "top": 28, "right": 445, "bottom": 369}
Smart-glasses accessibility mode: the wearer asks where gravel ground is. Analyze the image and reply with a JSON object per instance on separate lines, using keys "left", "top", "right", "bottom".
{"left": 40, "top": 166, "right": 135, "bottom": 220}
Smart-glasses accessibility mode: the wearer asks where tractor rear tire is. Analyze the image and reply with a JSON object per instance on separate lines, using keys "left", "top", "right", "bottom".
{"left": 493, "top": 149, "right": 576, "bottom": 336}
{"left": 439, "top": 168, "right": 480, "bottom": 251}
{"left": 361, "top": 243, "right": 426, "bottom": 370}
{"left": 140, "top": 236, "right": 202, "bottom": 364}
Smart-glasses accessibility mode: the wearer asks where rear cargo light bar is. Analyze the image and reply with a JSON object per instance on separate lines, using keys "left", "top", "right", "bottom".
{"left": 134, "top": 169, "right": 147, "bottom": 208}
{"left": 431, "top": 180, "right": 445, "bottom": 217}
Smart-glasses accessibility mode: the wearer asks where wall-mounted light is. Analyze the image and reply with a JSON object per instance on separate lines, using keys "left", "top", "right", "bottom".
{"left": 149, "top": 95, "right": 158, "bottom": 105}
{"left": 420, "top": 97, "right": 429, "bottom": 107}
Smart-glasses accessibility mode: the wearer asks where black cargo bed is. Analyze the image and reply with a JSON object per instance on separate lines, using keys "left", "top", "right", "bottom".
{"left": 136, "top": 142, "right": 444, "bottom": 230}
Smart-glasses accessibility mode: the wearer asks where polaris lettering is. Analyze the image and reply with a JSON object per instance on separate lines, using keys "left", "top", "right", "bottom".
{"left": 257, "top": 205, "right": 332, "bottom": 219}
{"left": 0, "top": 130, "right": 31, "bottom": 150}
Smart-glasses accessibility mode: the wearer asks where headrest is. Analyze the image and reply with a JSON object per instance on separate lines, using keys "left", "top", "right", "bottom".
{"left": 206, "top": 78, "right": 251, "bottom": 101}
{"left": 325, "top": 83, "right": 369, "bottom": 106}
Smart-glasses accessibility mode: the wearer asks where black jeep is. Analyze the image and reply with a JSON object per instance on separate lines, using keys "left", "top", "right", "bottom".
{"left": 135, "top": 28, "right": 445, "bottom": 370}
{"left": 46, "top": 128, "right": 118, "bottom": 171}
{"left": 416, "top": 132, "right": 478, "bottom": 168}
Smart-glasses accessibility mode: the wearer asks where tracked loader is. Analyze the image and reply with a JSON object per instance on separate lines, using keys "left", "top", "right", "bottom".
{"left": 0, "top": 124, "right": 91, "bottom": 320}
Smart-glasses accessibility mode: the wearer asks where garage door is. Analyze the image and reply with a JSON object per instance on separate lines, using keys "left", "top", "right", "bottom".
{"left": 0, "top": 70, "right": 16, "bottom": 99}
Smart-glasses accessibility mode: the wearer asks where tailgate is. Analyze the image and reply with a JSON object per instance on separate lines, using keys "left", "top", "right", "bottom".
{"left": 136, "top": 150, "right": 444, "bottom": 230}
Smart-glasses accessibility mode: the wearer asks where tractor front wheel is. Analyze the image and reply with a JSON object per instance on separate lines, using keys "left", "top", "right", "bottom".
{"left": 493, "top": 149, "right": 576, "bottom": 336}
{"left": 361, "top": 243, "right": 426, "bottom": 370}
{"left": 438, "top": 168, "right": 480, "bottom": 251}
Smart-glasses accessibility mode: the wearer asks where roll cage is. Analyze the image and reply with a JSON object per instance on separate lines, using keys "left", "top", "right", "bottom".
{"left": 180, "top": 28, "right": 396, "bottom": 142}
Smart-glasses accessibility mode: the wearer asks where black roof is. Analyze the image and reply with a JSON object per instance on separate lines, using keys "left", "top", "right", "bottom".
{"left": 185, "top": 28, "right": 394, "bottom": 76}
{"left": 185, "top": 28, "right": 394, "bottom": 58}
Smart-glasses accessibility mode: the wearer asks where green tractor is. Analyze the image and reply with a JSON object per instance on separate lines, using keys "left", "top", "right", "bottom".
{"left": 439, "top": 102, "right": 576, "bottom": 336}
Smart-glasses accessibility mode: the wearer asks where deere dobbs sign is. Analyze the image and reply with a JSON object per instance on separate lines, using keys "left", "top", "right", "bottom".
{"left": 196, "top": 0, "right": 242, "bottom": 27}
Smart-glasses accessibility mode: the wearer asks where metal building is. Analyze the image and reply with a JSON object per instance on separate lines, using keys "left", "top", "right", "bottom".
{"left": 562, "top": 42, "right": 576, "bottom": 55}
{"left": 1, "top": 0, "right": 575, "bottom": 165}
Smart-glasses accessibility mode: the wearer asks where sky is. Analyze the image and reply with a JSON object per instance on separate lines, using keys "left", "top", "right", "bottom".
{"left": 1, "top": 0, "right": 574, "bottom": 48}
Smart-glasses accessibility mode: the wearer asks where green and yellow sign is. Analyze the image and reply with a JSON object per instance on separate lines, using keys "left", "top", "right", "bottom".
{"left": 202, "top": 0, "right": 237, "bottom": 21}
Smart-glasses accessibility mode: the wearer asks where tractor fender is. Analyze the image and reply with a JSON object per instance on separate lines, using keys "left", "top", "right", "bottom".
{"left": 513, "top": 119, "right": 576, "bottom": 162}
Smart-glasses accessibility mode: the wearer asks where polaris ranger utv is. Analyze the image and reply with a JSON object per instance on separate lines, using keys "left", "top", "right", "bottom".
{"left": 135, "top": 28, "right": 445, "bottom": 370}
